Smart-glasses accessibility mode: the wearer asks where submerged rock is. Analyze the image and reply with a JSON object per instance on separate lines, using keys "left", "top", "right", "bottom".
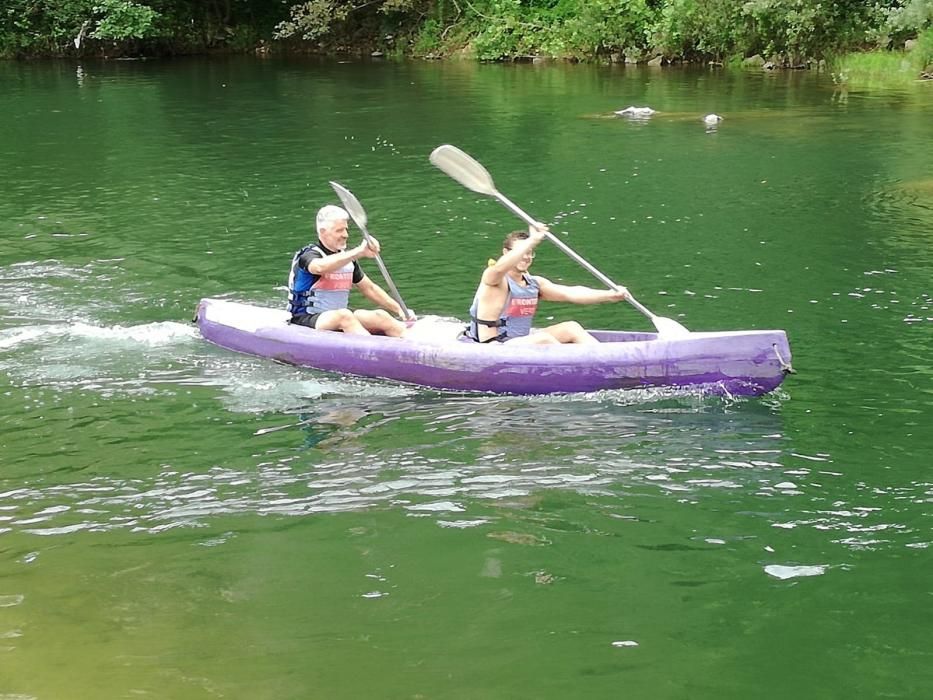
{"left": 615, "top": 106, "right": 657, "bottom": 118}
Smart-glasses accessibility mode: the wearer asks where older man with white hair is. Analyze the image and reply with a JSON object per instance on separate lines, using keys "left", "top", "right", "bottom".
{"left": 287, "top": 204, "right": 409, "bottom": 336}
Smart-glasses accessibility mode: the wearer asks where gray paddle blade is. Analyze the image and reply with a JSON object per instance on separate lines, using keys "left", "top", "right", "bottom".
{"left": 329, "top": 181, "right": 411, "bottom": 319}
{"left": 329, "top": 181, "right": 368, "bottom": 230}
{"left": 652, "top": 316, "right": 691, "bottom": 338}
{"left": 429, "top": 145, "right": 497, "bottom": 196}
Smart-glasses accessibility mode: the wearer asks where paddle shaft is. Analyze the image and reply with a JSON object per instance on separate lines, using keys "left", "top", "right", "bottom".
{"left": 492, "top": 190, "right": 658, "bottom": 322}
{"left": 357, "top": 225, "right": 412, "bottom": 321}
{"left": 329, "top": 180, "right": 412, "bottom": 321}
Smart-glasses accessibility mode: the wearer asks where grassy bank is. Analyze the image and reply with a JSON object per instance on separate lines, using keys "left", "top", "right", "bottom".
{"left": 831, "top": 28, "right": 933, "bottom": 88}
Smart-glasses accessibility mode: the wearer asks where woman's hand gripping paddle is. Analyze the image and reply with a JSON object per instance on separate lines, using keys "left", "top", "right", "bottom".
{"left": 428, "top": 145, "right": 690, "bottom": 338}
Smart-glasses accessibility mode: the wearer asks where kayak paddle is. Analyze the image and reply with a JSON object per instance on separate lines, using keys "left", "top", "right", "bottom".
{"left": 329, "top": 181, "right": 413, "bottom": 321}
{"left": 429, "top": 144, "right": 690, "bottom": 338}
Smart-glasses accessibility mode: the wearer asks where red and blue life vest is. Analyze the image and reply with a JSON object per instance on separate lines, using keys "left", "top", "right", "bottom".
{"left": 287, "top": 244, "right": 358, "bottom": 316}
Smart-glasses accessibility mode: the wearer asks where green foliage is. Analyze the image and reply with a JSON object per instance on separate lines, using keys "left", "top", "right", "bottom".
{"left": 831, "top": 51, "right": 915, "bottom": 88}
{"left": 2, "top": 0, "right": 933, "bottom": 65}
{"left": 381, "top": 0, "right": 427, "bottom": 12}
{"left": 1, "top": 0, "right": 91, "bottom": 55}
{"left": 273, "top": 0, "right": 351, "bottom": 41}
{"left": 412, "top": 17, "right": 442, "bottom": 55}
{"left": 469, "top": 0, "right": 529, "bottom": 59}
{"left": 558, "top": 0, "right": 653, "bottom": 58}
{"left": 1, "top": 0, "right": 292, "bottom": 56}
{"left": 916, "top": 25, "right": 933, "bottom": 66}
{"left": 466, "top": 0, "right": 654, "bottom": 60}
{"left": 649, "top": 0, "right": 701, "bottom": 57}
{"left": 648, "top": 0, "right": 747, "bottom": 59}
{"left": 272, "top": 0, "right": 432, "bottom": 44}
{"left": 225, "top": 24, "right": 261, "bottom": 52}
{"left": 742, "top": 0, "right": 820, "bottom": 58}
{"left": 92, "top": 1, "right": 160, "bottom": 40}
{"left": 877, "top": 0, "right": 933, "bottom": 45}
{"left": 741, "top": 0, "right": 882, "bottom": 60}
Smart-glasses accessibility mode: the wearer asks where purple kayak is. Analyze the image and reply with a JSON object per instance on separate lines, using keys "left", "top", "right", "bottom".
{"left": 195, "top": 298, "right": 793, "bottom": 396}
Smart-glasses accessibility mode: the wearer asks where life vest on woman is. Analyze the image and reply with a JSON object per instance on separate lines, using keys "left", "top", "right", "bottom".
{"left": 468, "top": 274, "right": 539, "bottom": 341}
{"left": 287, "top": 244, "right": 355, "bottom": 316}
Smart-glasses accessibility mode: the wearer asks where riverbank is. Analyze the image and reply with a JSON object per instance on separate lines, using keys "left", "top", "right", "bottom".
{"left": 831, "top": 31, "right": 933, "bottom": 87}
{"left": 3, "top": 0, "right": 932, "bottom": 82}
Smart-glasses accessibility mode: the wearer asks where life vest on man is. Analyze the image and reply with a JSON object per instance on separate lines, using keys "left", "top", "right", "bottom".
{"left": 286, "top": 244, "right": 355, "bottom": 316}
{"left": 468, "top": 274, "right": 539, "bottom": 341}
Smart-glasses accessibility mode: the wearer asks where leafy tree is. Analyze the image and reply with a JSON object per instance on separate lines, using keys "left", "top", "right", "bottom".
{"left": 92, "top": 1, "right": 160, "bottom": 40}
{"left": 274, "top": 0, "right": 352, "bottom": 41}
{"left": 559, "top": 0, "right": 653, "bottom": 58}
{"left": 741, "top": 0, "right": 878, "bottom": 60}
{"left": 649, "top": 0, "right": 742, "bottom": 59}
{"left": 877, "top": 0, "right": 933, "bottom": 44}
{"left": 272, "top": 0, "right": 432, "bottom": 42}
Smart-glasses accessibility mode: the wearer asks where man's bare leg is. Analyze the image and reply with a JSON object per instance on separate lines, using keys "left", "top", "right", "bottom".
{"left": 315, "top": 308, "right": 371, "bottom": 335}
{"left": 354, "top": 309, "right": 406, "bottom": 337}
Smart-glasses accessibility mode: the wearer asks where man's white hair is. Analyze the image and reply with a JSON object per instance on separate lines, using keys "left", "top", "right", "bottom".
{"left": 316, "top": 205, "right": 349, "bottom": 233}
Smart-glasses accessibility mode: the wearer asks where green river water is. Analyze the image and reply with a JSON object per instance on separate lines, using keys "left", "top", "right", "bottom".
{"left": 1, "top": 57, "right": 931, "bottom": 699}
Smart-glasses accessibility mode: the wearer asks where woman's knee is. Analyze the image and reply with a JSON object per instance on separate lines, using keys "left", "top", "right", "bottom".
{"left": 550, "top": 321, "right": 594, "bottom": 344}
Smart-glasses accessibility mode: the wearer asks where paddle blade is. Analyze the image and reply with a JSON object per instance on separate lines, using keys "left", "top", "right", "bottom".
{"left": 430, "top": 145, "right": 497, "bottom": 196}
{"left": 329, "top": 181, "right": 368, "bottom": 230}
{"left": 653, "top": 316, "right": 691, "bottom": 338}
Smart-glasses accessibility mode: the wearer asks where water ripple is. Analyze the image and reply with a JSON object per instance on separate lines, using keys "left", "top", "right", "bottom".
{"left": 1, "top": 402, "right": 924, "bottom": 554}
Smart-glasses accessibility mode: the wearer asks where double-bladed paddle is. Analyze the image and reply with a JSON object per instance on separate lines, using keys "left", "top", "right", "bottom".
{"left": 329, "top": 181, "right": 413, "bottom": 321}
{"left": 429, "top": 144, "right": 690, "bottom": 338}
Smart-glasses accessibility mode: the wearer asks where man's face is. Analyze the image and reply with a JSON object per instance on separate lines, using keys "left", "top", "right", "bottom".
{"left": 319, "top": 218, "right": 350, "bottom": 251}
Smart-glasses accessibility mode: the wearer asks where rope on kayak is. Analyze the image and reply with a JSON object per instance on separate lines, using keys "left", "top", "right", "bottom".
{"left": 773, "top": 344, "right": 795, "bottom": 374}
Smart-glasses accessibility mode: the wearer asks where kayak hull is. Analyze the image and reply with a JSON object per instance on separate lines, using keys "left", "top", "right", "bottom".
{"left": 195, "top": 298, "right": 793, "bottom": 396}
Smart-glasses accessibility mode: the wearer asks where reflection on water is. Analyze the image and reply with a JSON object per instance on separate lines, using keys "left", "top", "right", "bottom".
{"left": 3, "top": 365, "right": 924, "bottom": 555}
{"left": 4, "top": 387, "right": 789, "bottom": 528}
